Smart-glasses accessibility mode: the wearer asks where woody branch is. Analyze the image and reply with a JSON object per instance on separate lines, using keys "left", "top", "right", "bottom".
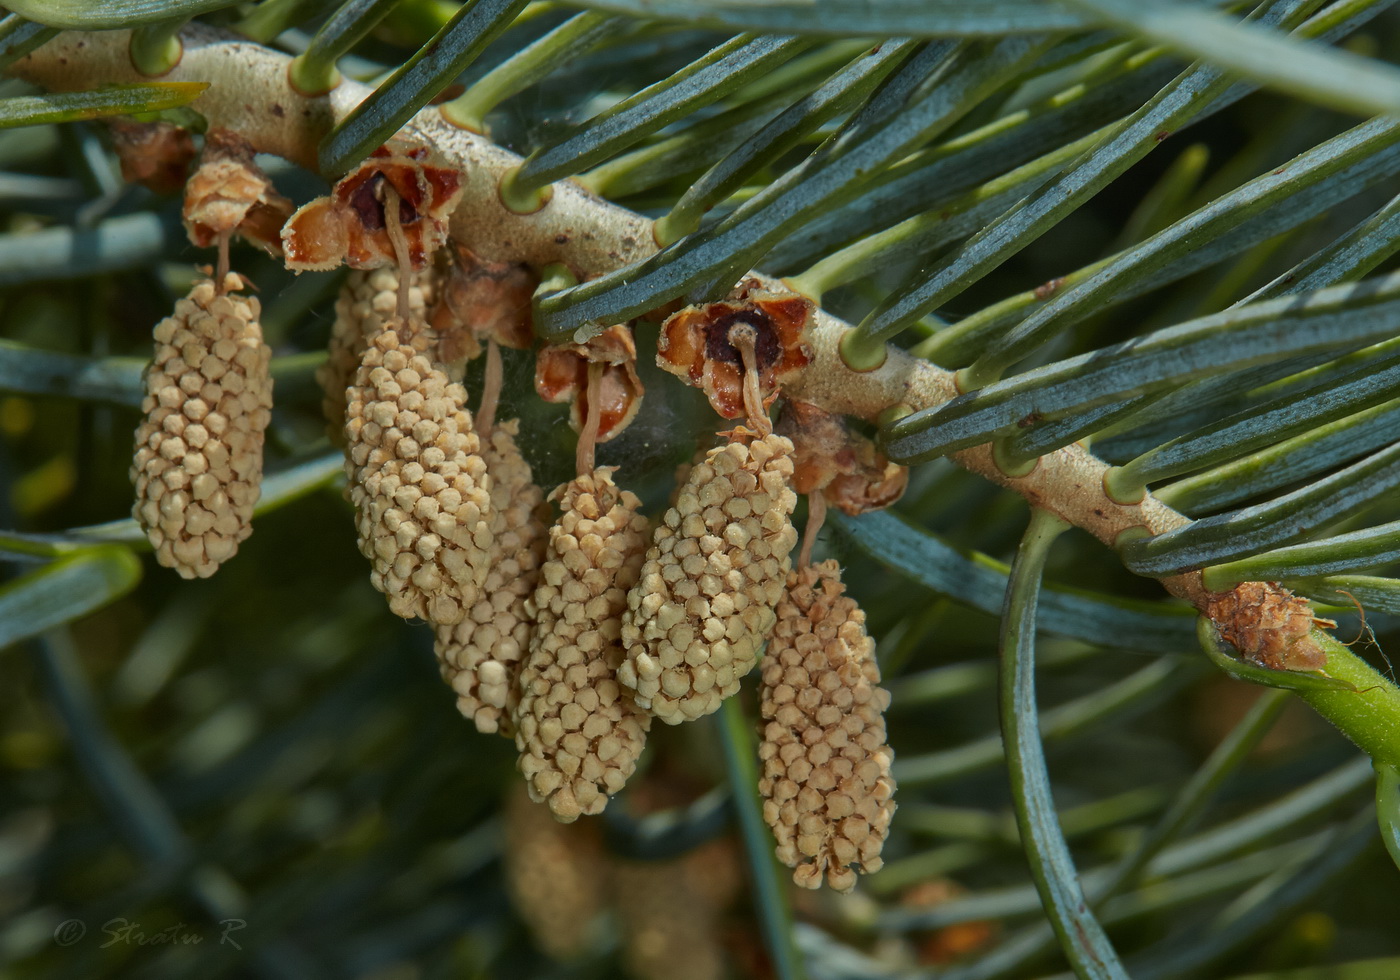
{"left": 5, "top": 23, "right": 1296, "bottom": 615}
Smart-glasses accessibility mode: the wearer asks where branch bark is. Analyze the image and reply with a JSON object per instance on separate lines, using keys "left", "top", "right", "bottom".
{"left": 3, "top": 24, "right": 1258, "bottom": 613}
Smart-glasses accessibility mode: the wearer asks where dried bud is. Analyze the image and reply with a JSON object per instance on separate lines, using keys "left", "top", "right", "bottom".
{"left": 619, "top": 431, "right": 799, "bottom": 724}
{"left": 657, "top": 281, "right": 813, "bottom": 419}
{"left": 516, "top": 468, "right": 652, "bottom": 822}
{"left": 109, "top": 119, "right": 195, "bottom": 195}
{"left": 319, "top": 268, "right": 432, "bottom": 443}
{"left": 1205, "top": 581, "right": 1332, "bottom": 671}
{"left": 436, "top": 421, "right": 548, "bottom": 736}
{"left": 759, "top": 560, "right": 896, "bottom": 892}
{"left": 430, "top": 241, "right": 536, "bottom": 364}
{"left": 503, "top": 784, "right": 608, "bottom": 961}
{"left": 131, "top": 274, "right": 272, "bottom": 578}
{"left": 535, "top": 325, "right": 645, "bottom": 443}
{"left": 777, "top": 400, "right": 907, "bottom": 515}
{"left": 343, "top": 323, "right": 492, "bottom": 624}
{"left": 282, "top": 141, "right": 463, "bottom": 272}
{"left": 182, "top": 128, "right": 293, "bottom": 256}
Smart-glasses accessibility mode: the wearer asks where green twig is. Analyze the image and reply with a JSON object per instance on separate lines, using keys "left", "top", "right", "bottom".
{"left": 1291, "top": 629, "right": 1400, "bottom": 769}
{"left": 1379, "top": 763, "right": 1400, "bottom": 873}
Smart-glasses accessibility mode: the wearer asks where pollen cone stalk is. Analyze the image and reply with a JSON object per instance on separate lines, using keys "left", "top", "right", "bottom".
{"left": 758, "top": 559, "right": 896, "bottom": 892}
{"left": 342, "top": 320, "right": 492, "bottom": 624}
{"left": 131, "top": 273, "right": 272, "bottom": 579}
{"left": 618, "top": 430, "right": 798, "bottom": 724}
{"left": 515, "top": 467, "right": 651, "bottom": 822}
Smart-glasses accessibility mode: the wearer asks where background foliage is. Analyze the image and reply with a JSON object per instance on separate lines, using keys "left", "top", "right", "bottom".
{"left": 2, "top": 1, "right": 1400, "bottom": 978}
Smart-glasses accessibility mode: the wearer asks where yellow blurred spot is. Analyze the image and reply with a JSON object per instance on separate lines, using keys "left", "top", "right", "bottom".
{"left": 0, "top": 397, "right": 35, "bottom": 437}
{"left": 11, "top": 453, "right": 76, "bottom": 517}
{"left": 0, "top": 729, "right": 59, "bottom": 769}
{"left": 1292, "top": 911, "right": 1336, "bottom": 947}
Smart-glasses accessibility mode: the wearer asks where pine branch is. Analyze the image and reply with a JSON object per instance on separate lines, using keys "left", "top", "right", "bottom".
{"left": 13, "top": 23, "right": 1400, "bottom": 769}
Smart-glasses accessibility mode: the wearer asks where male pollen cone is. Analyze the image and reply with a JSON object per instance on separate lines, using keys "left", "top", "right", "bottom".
{"left": 515, "top": 468, "right": 652, "bottom": 822}
{"left": 436, "top": 420, "right": 548, "bottom": 736}
{"left": 618, "top": 431, "right": 799, "bottom": 724}
{"left": 343, "top": 324, "right": 492, "bottom": 624}
{"left": 131, "top": 274, "right": 272, "bottom": 578}
{"left": 759, "top": 560, "right": 896, "bottom": 893}
{"left": 320, "top": 267, "right": 432, "bottom": 443}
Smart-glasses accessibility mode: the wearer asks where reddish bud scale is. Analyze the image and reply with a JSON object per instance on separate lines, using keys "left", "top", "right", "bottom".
{"left": 657, "top": 281, "right": 813, "bottom": 420}
{"left": 535, "top": 324, "right": 645, "bottom": 443}
{"left": 758, "top": 560, "right": 896, "bottom": 892}
{"left": 282, "top": 141, "right": 463, "bottom": 272}
{"left": 109, "top": 119, "right": 195, "bottom": 195}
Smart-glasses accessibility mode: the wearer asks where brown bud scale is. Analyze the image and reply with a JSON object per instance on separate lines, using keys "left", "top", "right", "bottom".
{"left": 182, "top": 127, "right": 292, "bottom": 256}
{"left": 777, "top": 400, "right": 908, "bottom": 515}
{"left": 1205, "top": 581, "right": 1331, "bottom": 671}
{"left": 758, "top": 560, "right": 896, "bottom": 893}
{"left": 131, "top": 274, "right": 272, "bottom": 578}
{"left": 619, "top": 431, "right": 799, "bottom": 724}
{"left": 515, "top": 468, "right": 652, "bottom": 822}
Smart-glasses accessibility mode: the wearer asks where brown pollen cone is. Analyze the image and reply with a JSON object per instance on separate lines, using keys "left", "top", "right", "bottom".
{"left": 282, "top": 141, "right": 463, "bottom": 272}
{"left": 502, "top": 783, "right": 608, "bottom": 961}
{"left": 342, "top": 321, "right": 492, "bottom": 624}
{"left": 182, "top": 127, "right": 293, "bottom": 257}
{"left": 319, "top": 268, "right": 432, "bottom": 443}
{"left": 618, "top": 430, "right": 799, "bottom": 725}
{"left": 109, "top": 119, "right": 195, "bottom": 195}
{"left": 535, "top": 325, "right": 645, "bottom": 443}
{"left": 759, "top": 559, "right": 896, "bottom": 892}
{"left": 777, "top": 400, "right": 908, "bottom": 515}
{"left": 613, "top": 836, "right": 742, "bottom": 980}
{"left": 657, "top": 280, "right": 813, "bottom": 420}
{"left": 435, "top": 420, "right": 548, "bottom": 736}
{"left": 131, "top": 274, "right": 272, "bottom": 578}
{"left": 1205, "top": 581, "right": 1333, "bottom": 671}
{"left": 430, "top": 241, "right": 537, "bottom": 365}
{"left": 515, "top": 468, "right": 652, "bottom": 822}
